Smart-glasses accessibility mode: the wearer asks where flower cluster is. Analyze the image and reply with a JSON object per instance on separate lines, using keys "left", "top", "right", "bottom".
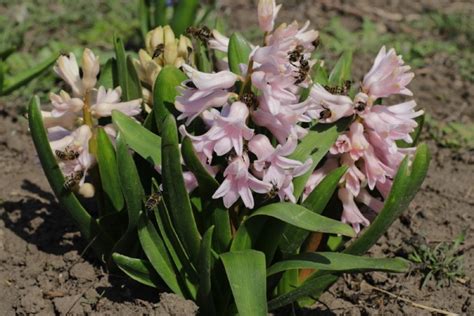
{"left": 42, "top": 49, "right": 141, "bottom": 196}
{"left": 174, "top": 0, "right": 422, "bottom": 232}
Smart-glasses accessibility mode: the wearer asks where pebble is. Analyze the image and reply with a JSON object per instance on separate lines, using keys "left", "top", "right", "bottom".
{"left": 70, "top": 262, "right": 96, "bottom": 281}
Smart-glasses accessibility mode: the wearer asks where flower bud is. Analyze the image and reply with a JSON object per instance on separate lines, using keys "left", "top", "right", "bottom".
{"left": 78, "top": 182, "right": 95, "bottom": 198}
{"left": 82, "top": 48, "right": 100, "bottom": 91}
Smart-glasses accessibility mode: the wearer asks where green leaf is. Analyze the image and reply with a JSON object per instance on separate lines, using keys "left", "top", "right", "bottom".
{"left": 138, "top": 0, "right": 150, "bottom": 40}
{"left": 113, "top": 35, "right": 129, "bottom": 98}
{"left": 96, "top": 128, "right": 124, "bottom": 213}
{"left": 98, "top": 57, "right": 117, "bottom": 89}
{"left": 2, "top": 53, "right": 57, "bottom": 95}
{"left": 0, "top": 46, "right": 15, "bottom": 60}
{"left": 231, "top": 217, "right": 266, "bottom": 251}
{"left": 153, "top": 0, "right": 168, "bottom": 27}
{"left": 153, "top": 65, "right": 187, "bottom": 128}
{"left": 161, "top": 115, "right": 202, "bottom": 262}
{"left": 210, "top": 206, "right": 232, "bottom": 253}
{"left": 112, "top": 110, "right": 162, "bottom": 166}
{"left": 328, "top": 51, "right": 352, "bottom": 86}
{"left": 138, "top": 212, "right": 184, "bottom": 295}
{"left": 197, "top": 226, "right": 216, "bottom": 316}
{"left": 312, "top": 61, "right": 329, "bottom": 85}
{"left": 196, "top": 41, "right": 212, "bottom": 72}
{"left": 267, "top": 252, "right": 410, "bottom": 276}
{"left": 221, "top": 250, "right": 268, "bottom": 316}
{"left": 181, "top": 136, "right": 219, "bottom": 197}
{"left": 112, "top": 253, "right": 161, "bottom": 288}
{"left": 28, "top": 97, "right": 112, "bottom": 256}
{"left": 170, "top": 0, "right": 199, "bottom": 36}
{"left": 290, "top": 118, "right": 350, "bottom": 200}
{"left": 0, "top": 61, "right": 4, "bottom": 94}
{"left": 279, "top": 166, "right": 348, "bottom": 255}
{"left": 251, "top": 203, "right": 355, "bottom": 237}
{"left": 228, "top": 33, "right": 252, "bottom": 75}
{"left": 126, "top": 55, "right": 143, "bottom": 100}
{"left": 267, "top": 145, "right": 431, "bottom": 310}
{"left": 116, "top": 134, "right": 145, "bottom": 229}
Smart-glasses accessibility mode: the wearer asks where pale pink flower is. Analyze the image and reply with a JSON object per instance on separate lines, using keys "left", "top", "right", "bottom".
{"left": 348, "top": 122, "right": 370, "bottom": 160}
{"left": 362, "top": 146, "right": 391, "bottom": 190}
{"left": 252, "top": 106, "right": 305, "bottom": 143}
{"left": 249, "top": 134, "right": 312, "bottom": 202}
{"left": 356, "top": 189, "right": 384, "bottom": 213}
{"left": 302, "top": 157, "right": 339, "bottom": 201}
{"left": 82, "top": 48, "right": 100, "bottom": 91}
{"left": 49, "top": 90, "right": 84, "bottom": 117}
{"left": 340, "top": 153, "right": 366, "bottom": 197}
{"left": 251, "top": 71, "right": 298, "bottom": 114}
{"left": 90, "top": 87, "right": 142, "bottom": 118}
{"left": 330, "top": 134, "right": 351, "bottom": 155}
{"left": 54, "top": 53, "right": 84, "bottom": 97}
{"left": 213, "top": 154, "right": 272, "bottom": 208}
{"left": 305, "top": 84, "right": 354, "bottom": 122}
{"left": 338, "top": 187, "right": 370, "bottom": 234}
{"left": 363, "top": 46, "right": 415, "bottom": 100}
{"left": 208, "top": 30, "right": 230, "bottom": 53}
{"left": 175, "top": 64, "right": 238, "bottom": 124}
{"left": 257, "top": 0, "right": 282, "bottom": 32}
{"left": 41, "top": 110, "right": 78, "bottom": 131}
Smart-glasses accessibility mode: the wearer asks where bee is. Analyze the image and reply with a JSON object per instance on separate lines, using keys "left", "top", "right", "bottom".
{"left": 265, "top": 185, "right": 279, "bottom": 200}
{"left": 63, "top": 170, "right": 84, "bottom": 191}
{"left": 186, "top": 26, "right": 212, "bottom": 42}
{"left": 288, "top": 45, "right": 305, "bottom": 63}
{"left": 319, "top": 104, "right": 332, "bottom": 120}
{"left": 324, "top": 80, "right": 352, "bottom": 95}
{"left": 312, "top": 38, "right": 320, "bottom": 49}
{"left": 55, "top": 146, "right": 79, "bottom": 161}
{"left": 152, "top": 43, "right": 165, "bottom": 59}
{"left": 354, "top": 101, "right": 366, "bottom": 112}
{"left": 145, "top": 192, "right": 161, "bottom": 211}
{"left": 240, "top": 92, "right": 258, "bottom": 108}
{"left": 294, "top": 58, "right": 311, "bottom": 85}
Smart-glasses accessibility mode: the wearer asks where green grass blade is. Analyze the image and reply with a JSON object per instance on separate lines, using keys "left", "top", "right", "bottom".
{"left": 2, "top": 53, "right": 57, "bottom": 95}
{"left": 138, "top": 212, "right": 184, "bottom": 295}
{"left": 112, "top": 253, "right": 161, "bottom": 288}
{"left": 228, "top": 33, "right": 252, "bottom": 75}
{"left": 170, "top": 0, "right": 199, "bottom": 36}
{"left": 112, "top": 110, "right": 162, "bottom": 166}
{"left": 161, "top": 115, "right": 202, "bottom": 262}
{"left": 28, "top": 97, "right": 112, "bottom": 256}
{"left": 221, "top": 250, "right": 268, "bottom": 316}
{"left": 96, "top": 128, "right": 124, "bottom": 213}
{"left": 267, "top": 252, "right": 410, "bottom": 276}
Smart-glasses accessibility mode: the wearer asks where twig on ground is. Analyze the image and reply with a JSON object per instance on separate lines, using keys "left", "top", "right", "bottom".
{"left": 360, "top": 281, "right": 459, "bottom": 316}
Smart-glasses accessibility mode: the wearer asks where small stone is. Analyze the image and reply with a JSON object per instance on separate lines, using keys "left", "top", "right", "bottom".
{"left": 53, "top": 295, "right": 84, "bottom": 315}
{"left": 70, "top": 262, "right": 96, "bottom": 281}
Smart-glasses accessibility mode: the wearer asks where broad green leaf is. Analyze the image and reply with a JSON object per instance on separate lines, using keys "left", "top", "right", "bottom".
{"left": 290, "top": 119, "right": 350, "bottom": 200}
{"left": 126, "top": 55, "right": 143, "bottom": 100}
{"left": 112, "top": 110, "right": 162, "bottom": 166}
{"left": 230, "top": 217, "right": 266, "bottom": 251}
{"left": 250, "top": 203, "right": 355, "bottom": 237}
{"left": 116, "top": 134, "right": 145, "bottom": 229}
{"left": 327, "top": 51, "right": 352, "bottom": 86}
{"left": 228, "top": 33, "right": 251, "bottom": 75}
{"left": 312, "top": 61, "right": 329, "bottom": 85}
{"left": 28, "top": 97, "right": 112, "bottom": 256}
{"left": 112, "top": 253, "right": 161, "bottom": 288}
{"left": 96, "top": 128, "right": 124, "bottom": 213}
{"left": 279, "top": 166, "right": 348, "bottom": 255}
{"left": 210, "top": 206, "right": 232, "bottom": 253}
{"left": 154, "top": 201, "right": 199, "bottom": 284}
{"left": 161, "top": 115, "right": 202, "bottom": 262}
{"left": 267, "top": 252, "right": 410, "bottom": 276}
{"left": 2, "top": 53, "right": 57, "bottom": 95}
{"left": 153, "top": 65, "right": 187, "bottom": 128}
{"left": 268, "top": 145, "right": 430, "bottom": 310}
{"left": 196, "top": 41, "right": 212, "bottom": 72}
{"left": 181, "top": 136, "right": 219, "bottom": 197}
{"left": 221, "top": 250, "right": 268, "bottom": 316}
{"left": 170, "top": 0, "right": 199, "bottom": 36}
{"left": 138, "top": 212, "right": 184, "bottom": 295}
{"left": 98, "top": 57, "right": 117, "bottom": 89}
{"left": 197, "top": 226, "right": 216, "bottom": 316}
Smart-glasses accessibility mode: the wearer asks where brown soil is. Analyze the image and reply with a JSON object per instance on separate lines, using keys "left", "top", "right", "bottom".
{"left": 1, "top": 0, "right": 473, "bottom": 315}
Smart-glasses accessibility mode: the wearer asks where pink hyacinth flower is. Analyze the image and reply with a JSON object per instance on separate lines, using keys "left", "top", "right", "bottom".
{"left": 249, "top": 134, "right": 312, "bottom": 202}
{"left": 175, "top": 64, "right": 238, "bottom": 124}
{"left": 363, "top": 46, "right": 415, "bottom": 100}
{"left": 302, "top": 157, "right": 339, "bottom": 201}
{"left": 306, "top": 84, "right": 354, "bottom": 123}
{"left": 213, "top": 154, "right": 272, "bottom": 209}
{"left": 338, "top": 187, "right": 370, "bottom": 234}
{"left": 90, "top": 86, "right": 142, "bottom": 118}
{"left": 257, "top": 0, "right": 282, "bottom": 33}
{"left": 54, "top": 53, "right": 84, "bottom": 97}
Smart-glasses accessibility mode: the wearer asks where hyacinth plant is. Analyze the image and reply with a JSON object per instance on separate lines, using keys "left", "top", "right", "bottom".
{"left": 28, "top": 0, "right": 430, "bottom": 314}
